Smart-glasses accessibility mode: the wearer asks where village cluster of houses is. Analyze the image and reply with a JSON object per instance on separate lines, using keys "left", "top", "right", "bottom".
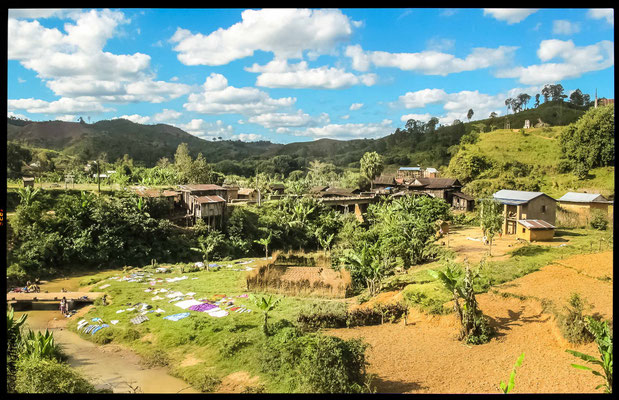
{"left": 32, "top": 163, "right": 605, "bottom": 241}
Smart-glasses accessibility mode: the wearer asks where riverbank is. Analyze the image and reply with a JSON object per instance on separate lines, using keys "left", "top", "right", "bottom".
{"left": 15, "top": 273, "right": 199, "bottom": 394}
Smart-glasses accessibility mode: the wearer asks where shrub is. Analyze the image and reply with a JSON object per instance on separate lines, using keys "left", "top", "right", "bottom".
{"left": 590, "top": 210, "right": 609, "bottom": 231}
{"left": 219, "top": 336, "right": 252, "bottom": 358}
{"left": 297, "top": 302, "right": 348, "bottom": 332}
{"left": 260, "top": 327, "right": 371, "bottom": 393}
{"left": 557, "top": 293, "right": 595, "bottom": 344}
{"left": 14, "top": 357, "right": 102, "bottom": 393}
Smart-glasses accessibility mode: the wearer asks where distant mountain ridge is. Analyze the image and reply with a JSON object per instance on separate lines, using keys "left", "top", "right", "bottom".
{"left": 7, "top": 101, "right": 588, "bottom": 168}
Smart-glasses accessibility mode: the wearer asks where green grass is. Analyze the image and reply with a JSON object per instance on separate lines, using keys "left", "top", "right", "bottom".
{"left": 462, "top": 126, "right": 614, "bottom": 198}
{"left": 68, "top": 258, "right": 348, "bottom": 393}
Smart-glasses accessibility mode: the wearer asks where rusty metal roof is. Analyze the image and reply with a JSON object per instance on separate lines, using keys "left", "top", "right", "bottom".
{"left": 193, "top": 195, "right": 226, "bottom": 204}
{"left": 517, "top": 219, "right": 555, "bottom": 230}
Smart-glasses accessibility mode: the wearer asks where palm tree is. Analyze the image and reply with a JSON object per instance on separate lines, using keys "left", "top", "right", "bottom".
{"left": 250, "top": 294, "right": 281, "bottom": 336}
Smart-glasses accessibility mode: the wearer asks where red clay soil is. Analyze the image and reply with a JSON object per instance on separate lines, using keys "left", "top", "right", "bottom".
{"left": 327, "top": 251, "right": 613, "bottom": 394}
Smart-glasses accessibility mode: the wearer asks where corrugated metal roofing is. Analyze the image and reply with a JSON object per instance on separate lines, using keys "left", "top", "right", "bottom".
{"left": 194, "top": 195, "right": 226, "bottom": 204}
{"left": 425, "top": 167, "right": 438, "bottom": 173}
{"left": 517, "top": 219, "right": 555, "bottom": 229}
{"left": 557, "top": 192, "right": 607, "bottom": 203}
{"left": 399, "top": 167, "right": 421, "bottom": 171}
{"left": 493, "top": 190, "right": 554, "bottom": 204}
{"left": 180, "top": 184, "right": 225, "bottom": 191}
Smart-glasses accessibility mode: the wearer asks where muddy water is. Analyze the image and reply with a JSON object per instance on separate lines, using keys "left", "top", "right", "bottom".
{"left": 14, "top": 273, "right": 199, "bottom": 394}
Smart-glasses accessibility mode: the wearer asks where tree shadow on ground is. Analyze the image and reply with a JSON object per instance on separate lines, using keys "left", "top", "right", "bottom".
{"left": 486, "top": 306, "right": 547, "bottom": 338}
{"left": 509, "top": 245, "right": 550, "bottom": 258}
{"left": 371, "top": 376, "right": 427, "bottom": 394}
{"left": 555, "top": 230, "right": 584, "bottom": 237}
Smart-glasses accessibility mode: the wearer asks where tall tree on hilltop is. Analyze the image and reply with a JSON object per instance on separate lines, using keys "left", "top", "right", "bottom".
{"left": 467, "top": 109, "right": 474, "bottom": 122}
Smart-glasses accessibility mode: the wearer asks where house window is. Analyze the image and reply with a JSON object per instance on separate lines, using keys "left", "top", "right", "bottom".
{"left": 522, "top": 228, "right": 526, "bottom": 233}
{"left": 541, "top": 205, "right": 546, "bottom": 213}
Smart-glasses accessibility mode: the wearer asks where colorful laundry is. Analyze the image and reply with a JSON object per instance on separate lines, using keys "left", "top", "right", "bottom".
{"left": 175, "top": 299, "right": 203, "bottom": 309}
{"left": 208, "top": 309, "right": 229, "bottom": 318}
{"left": 188, "top": 303, "right": 218, "bottom": 312}
{"left": 130, "top": 315, "right": 149, "bottom": 325}
{"left": 163, "top": 312, "right": 190, "bottom": 321}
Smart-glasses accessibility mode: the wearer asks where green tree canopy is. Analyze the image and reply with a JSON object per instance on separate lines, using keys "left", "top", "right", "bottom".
{"left": 560, "top": 105, "right": 614, "bottom": 178}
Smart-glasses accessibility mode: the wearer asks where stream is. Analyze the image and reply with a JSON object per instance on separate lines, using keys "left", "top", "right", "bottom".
{"left": 14, "top": 273, "right": 199, "bottom": 394}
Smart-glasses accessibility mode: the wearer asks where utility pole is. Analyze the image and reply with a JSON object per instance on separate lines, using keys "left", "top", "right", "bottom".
{"left": 95, "top": 161, "right": 101, "bottom": 194}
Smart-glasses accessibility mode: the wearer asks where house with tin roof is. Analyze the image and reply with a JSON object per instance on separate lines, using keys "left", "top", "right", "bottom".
{"left": 557, "top": 192, "right": 613, "bottom": 226}
{"left": 516, "top": 219, "right": 556, "bottom": 242}
{"left": 492, "top": 190, "right": 557, "bottom": 235}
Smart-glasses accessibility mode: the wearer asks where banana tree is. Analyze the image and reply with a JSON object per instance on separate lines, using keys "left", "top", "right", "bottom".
{"left": 7, "top": 308, "right": 27, "bottom": 392}
{"left": 254, "top": 232, "right": 272, "bottom": 259}
{"left": 17, "top": 186, "right": 41, "bottom": 207}
{"left": 250, "top": 294, "right": 281, "bottom": 336}
{"left": 499, "top": 352, "right": 525, "bottom": 393}
{"left": 567, "top": 317, "right": 613, "bottom": 393}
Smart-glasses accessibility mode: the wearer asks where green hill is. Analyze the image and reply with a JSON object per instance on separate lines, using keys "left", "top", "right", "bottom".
{"left": 447, "top": 125, "right": 614, "bottom": 200}
{"left": 7, "top": 101, "right": 590, "bottom": 173}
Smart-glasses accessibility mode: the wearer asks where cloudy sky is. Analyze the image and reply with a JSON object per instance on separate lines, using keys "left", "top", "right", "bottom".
{"left": 7, "top": 8, "right": 614, "bottom": 143}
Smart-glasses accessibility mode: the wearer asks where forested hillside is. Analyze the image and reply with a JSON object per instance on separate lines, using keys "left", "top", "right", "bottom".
{"left": 8, "top": 101, "right": 589, "bottom": 177}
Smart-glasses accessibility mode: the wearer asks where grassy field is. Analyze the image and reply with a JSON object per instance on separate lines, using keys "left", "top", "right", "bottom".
{"left": 69, "top": 257, "right": 349, "bottom": 393}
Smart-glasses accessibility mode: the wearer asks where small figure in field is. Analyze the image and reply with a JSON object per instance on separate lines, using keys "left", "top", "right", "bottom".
{"left": 60, "top": 297, "right": 68, "bottom": 316}
{"left": 102, "top": 294, "right": 108, "bottom": 306}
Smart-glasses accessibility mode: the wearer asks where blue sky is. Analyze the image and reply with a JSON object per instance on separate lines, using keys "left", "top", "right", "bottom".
{"left": 7, "top": 8, "right": 614, "bottom": 144}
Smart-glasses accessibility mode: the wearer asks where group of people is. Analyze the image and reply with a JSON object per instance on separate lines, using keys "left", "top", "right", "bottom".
{"left": 22, "top": 280, "right": 41, "bottom": 293}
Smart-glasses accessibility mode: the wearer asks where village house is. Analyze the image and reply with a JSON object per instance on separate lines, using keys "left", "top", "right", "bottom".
{"left": 492, "top": 190, "right": 557, "bottom": 235}
{"left": 178, "top": 184, "right": 228, "bottom": 208}
{"left": 191, "top": 195, "right": 226, "bottom": 228}
{"left": 452, "top": 191, "right": 475, "bottom": 211}
{"left": 222, "top": 184, "right": 239, "bottom": 202}
{"left": 407, "top": 177, "right": 462, "bottom": 203}
{"left": 177, "top": 184, "right": 229, "bottom": 227}
{"left": 516, "top": 219, "right": 556, "bottom": 242}
{"left": 269, "top": 183, "right": 286, "bottom": 195}
{"left": 557, "top": 192, "right": 613, "bottom": 226}
{"left": 423, "top": 167, "right": 439, "bottom": 178}
{"left": 371, "top": 175, "right": 397, "bottom": 191}
{"left": 133, "top": 187, "right": 181, "bottom": 206}
{"left": 236, "top": 188, "right": 259, "bottom": 202}
{"left": 396, "top": 167, "right": 423, "bottom": 180}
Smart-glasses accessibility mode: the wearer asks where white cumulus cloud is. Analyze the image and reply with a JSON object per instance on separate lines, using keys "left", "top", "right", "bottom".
{"left": 483, "top": 9, "right": 538, "bottom": 24}
{"left": 170, "top": 8, "right": 356, "bottom": 66}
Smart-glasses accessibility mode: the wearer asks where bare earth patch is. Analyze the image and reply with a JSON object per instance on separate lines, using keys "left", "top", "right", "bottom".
{"left": 327, "top": 251, "right": 612, "bottom": 394}
{"left": 216, "top": 371, "right": 261, "bottom": 393}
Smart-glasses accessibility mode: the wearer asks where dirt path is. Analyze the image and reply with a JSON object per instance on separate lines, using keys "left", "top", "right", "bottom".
{"left": 327, "top": 251, "right": 612, "bottom": 394}
{"left": 16, "top": 275, "right": 200, "bottom": 394}
{"left": 443, "top": 225, "right": 570, "bottom": 263}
